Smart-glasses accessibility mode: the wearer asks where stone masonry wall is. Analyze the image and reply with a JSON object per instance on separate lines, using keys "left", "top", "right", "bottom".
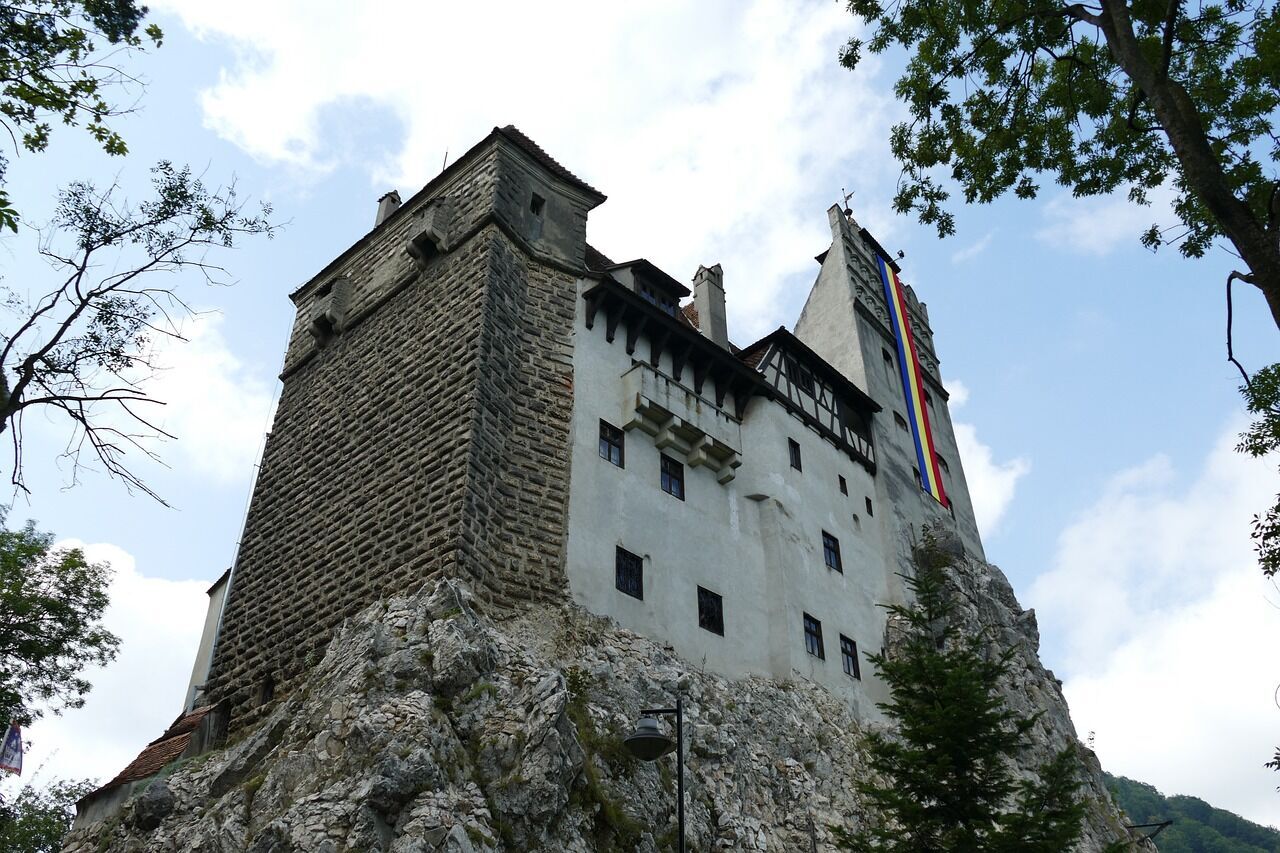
{"left": 205, "top": 140, "right": 583, "bottom": 730}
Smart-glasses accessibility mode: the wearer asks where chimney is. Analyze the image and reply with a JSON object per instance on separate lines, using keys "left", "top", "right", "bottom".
{"left": 375, "top": 190, "right": 402, "bottom": 226}
{"left": 693, "top": 264, "right": 728, "bottom": 349}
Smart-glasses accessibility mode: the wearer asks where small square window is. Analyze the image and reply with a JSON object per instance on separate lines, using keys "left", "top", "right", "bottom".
{"left": 838, "top": 475, "right": 848, "bottom": 495}
{"left": 660, "top": 454, "right": 685, "bottom": 500}
{"left": 530, "top": 193, "right": 546, "bottom": 216}
{"left": 697, "top": 586, "right": 724, "bottom": 636}
{"left": 840, "top": 635, "right": 861, "bottom": 679}
{"left": 803, "top": 613, "right": 825, "bottom": 659}
{"left": 865, "top": 496, "right": 874, "bottom": 517}
{"left": 894, "top": 412, "right": 909, "bottom": 432}
{"left": 822, "top": 531, "right": 843, "bottom": 573}
{"left": 615, "top": 546, "right": 643, "bottom": 599}
{"left": 852, "top": 513, "right": 861, "bottom": 531}
{"left": 788, "top": 438, "right": 802, "bottom": 471}
{"left": 599, "top": 420, "right": 624, "bottom": 467}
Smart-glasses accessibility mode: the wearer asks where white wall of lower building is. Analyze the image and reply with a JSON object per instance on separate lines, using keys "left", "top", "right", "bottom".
{"left": 564, "top": 277, "right": 908, "bottom": 722}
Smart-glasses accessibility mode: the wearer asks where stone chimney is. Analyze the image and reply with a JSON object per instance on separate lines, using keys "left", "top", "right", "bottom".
{"left": 693, "top": 264, "right": 728, "bottom": 349}
{"left": 375, "top": 190, "right": 402, "bottom": 226}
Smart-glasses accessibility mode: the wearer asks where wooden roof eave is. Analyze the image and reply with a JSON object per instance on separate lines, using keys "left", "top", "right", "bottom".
{"left": 583, "top": 280, "right": 775, "bottom": 405}
{"left": 737, "top": 327, "right": 881, "bottom": 416}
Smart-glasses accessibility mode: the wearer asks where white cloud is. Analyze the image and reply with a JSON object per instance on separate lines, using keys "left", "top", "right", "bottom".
{"left": 1029, "top": 421, "right": 1280, "bottom": 827}
{"left": 950, "top": 231, "right": 993, "bottom": 264}
{"left": 1035, "top": 184, "right": 1174, "bottom": 256}
{"left": 152, "top": 0, "right": 900, "bottom": 342}
{"left": 0, "top": 542, "right": 207, "bottom": 793}
{"left": 954, "top": 421, "right": 1030, "bottom": 537}
{"left": 145, "top": 313, "right": 277, "bottom": 485}
{"left": 944, "top": 380, "right": 1028, "bottom": 537}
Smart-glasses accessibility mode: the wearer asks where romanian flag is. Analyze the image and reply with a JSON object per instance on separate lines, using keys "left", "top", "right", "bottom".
{"left": 875, "top": 256, "right": 948, "bottom": 507}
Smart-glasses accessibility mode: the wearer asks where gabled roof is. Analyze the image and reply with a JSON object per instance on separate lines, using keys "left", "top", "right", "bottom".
{"left": 291, "top": 125, "right": 605, "bottom": 300}
{"left": 605, "top": 258, "right": 692, "bottom": 298}
{"left": 737, "top": 327, "right": 881, "bottom": 413}
{"left": 495, "top": 125, "right": 605, "bottom": 203}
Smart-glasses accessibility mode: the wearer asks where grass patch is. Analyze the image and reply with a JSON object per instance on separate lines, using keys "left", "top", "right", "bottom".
{"left": 461, "top": 681, "right": 498, "bottom": 703}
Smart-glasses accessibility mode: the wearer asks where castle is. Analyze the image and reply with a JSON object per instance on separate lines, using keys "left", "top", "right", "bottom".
{"left": 169, "top": 125, "right": 984, "bottom": 734}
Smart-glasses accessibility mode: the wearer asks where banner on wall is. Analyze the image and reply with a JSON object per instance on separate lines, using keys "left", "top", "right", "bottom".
{"left": 875, "top": 256, "right": 948, "bottom": 507}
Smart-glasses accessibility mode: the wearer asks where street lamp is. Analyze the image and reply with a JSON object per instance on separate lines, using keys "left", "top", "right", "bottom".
{"left": 623, "top": 696, "right": 685, "bottom": 853}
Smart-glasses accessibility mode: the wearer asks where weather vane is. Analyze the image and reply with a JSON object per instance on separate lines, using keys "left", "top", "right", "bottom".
{"left": 841, "top": 187, "right": 855, "bottom": 216}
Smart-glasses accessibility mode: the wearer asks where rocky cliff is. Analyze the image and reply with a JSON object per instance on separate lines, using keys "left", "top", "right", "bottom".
{"left": 65, "top": 543, "right": 1135, "bottom": 852}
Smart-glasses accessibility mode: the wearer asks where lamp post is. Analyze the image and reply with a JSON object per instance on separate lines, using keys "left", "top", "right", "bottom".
{"left": 623, "top": 696, "right": 684, "bottom": 853}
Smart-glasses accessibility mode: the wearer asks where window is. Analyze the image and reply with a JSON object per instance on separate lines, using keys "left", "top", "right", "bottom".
{"left": 530, "top": 193, "right": 546, "bottom": 216}
{"left": 938, "top": 455, "right": 950, "bottom": 474}
{"left": 881, "top": 348, "right": 896, "bottom": 383}
{"left": 788, "top": 438, "right": 803, "bottom": 471}
{"left": 852, "top": 513, "right": 862, "bottom": 531}
{"left": 599, "top": 420, "right": 624, "bottom": 467}
{"left": 786, "top": 356, "right": 815, "bottom": 396}
{"left": 894, "top": 411, "right": 909, "bottom": 432}
{"left": 822, "top": 531, "right": 843, "bottom": 573}
{"left": 913, "top": 466, "right": 922, "bottom": 488}
{"left": 660, "top": 454, "right": 685, "bottom": 500}
{"left": 615, "top": 546, "right": 643, "bottom": 599}
{"left": 840, "top": 635, "right": 861, "bottom": 679}
{"left": 838, "top": 475, "right": 848, "bottom": 495}
{"left": 803, "top": 613, "right": 825, "bottom": 659}
{"left": 697, "top": 586, "right": 724, "bottom": 635}
{"left": 865, "top": 496, "right": 874, "bottom": 516}
{"left": 639, "top": 282, "right": 677, "bottom": 317}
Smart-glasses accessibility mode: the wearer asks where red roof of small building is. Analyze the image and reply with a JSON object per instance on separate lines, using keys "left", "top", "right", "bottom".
{"left": 85, "top": 705, "right": 216, "bottom": 799}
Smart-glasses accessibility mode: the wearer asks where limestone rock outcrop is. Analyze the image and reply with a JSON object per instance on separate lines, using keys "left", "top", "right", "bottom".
{"left": 65, "top": 554, "right": 1134, "bottom": 852}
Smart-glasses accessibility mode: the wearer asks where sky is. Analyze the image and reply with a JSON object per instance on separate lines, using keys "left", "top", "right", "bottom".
{"left": 2, "top": 0, "right": 1278, "bottom": 831}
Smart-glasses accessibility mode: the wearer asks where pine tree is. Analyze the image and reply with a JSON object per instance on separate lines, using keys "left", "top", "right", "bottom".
{"left": 833, "top": 536, "right": 1095, "bottom": 852}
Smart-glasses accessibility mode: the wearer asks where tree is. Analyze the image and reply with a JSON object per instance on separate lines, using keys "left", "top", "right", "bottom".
{"left": 0, "top": 1, "right": 163, "bottom": 230}
{"left": 0, "top": 163, "right": 274, "bottom": 501}
{"left": 0, "top": 778, "right": 96, "bottom": 853}
{"left": 841, "top": 0, "right": 1280, "bottom": 329}
{"left": 832, "top": 537, "right": 1096, "bottom": 851}
{"left": 0, "top": 513, "right": 118, "bottom": 725}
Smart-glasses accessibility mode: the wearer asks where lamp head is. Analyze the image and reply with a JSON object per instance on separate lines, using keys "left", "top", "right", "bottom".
{"left": 624, "top": 716, "right": 676, "bottom": 761}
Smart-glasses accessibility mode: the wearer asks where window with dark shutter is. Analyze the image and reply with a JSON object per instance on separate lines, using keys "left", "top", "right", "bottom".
{"left": 599, "top": 420, "right": 624, "bottom": 467}
{"left": 840, "top": 635, "right": 861, "bottom": 679}
{"left": 803, "top": 613, "right": 825, "bottom": 659}
{"left": 615, "top": 546, "right": 643, "bottom": 599}
{"left": 788, "top": 438, "right": 802, "bottom": 471}
{"left": 660, "top": 454, "right": 685, "bottom": 500}
{"left": 697, "top": 586, "right": 724, "bottom": 636}
{"left": 822, "top": 531, "right": 843, "bottom": 573}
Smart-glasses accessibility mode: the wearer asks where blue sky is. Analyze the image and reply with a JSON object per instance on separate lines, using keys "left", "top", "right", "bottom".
{"left": 3, "top": 0, "right": 1277, "bottom": 829}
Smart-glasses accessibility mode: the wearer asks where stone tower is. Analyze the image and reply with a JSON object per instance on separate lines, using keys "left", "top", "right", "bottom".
{"left": 794, "top": 206, "right": 984, "bottom": 559}
{"left": 204, "top": 127, "right": 604, "bottom": 727}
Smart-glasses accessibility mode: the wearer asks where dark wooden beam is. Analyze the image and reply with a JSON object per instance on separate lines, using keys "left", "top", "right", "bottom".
{"left": 672, "top": 341, "right": 693, "bottom": 382}
{"left": 584, "top": 291, "right": 601, "bottom": 330}
{"left": 714, "top": 370, "right": 731, "bottom": 408}
{"left": 605, "top": 298, "right": 624, "bottom": 344}
{"left": 625, "top": 313, "right": 647, "bottom": 356}
{"left": 693, "top": 357, "right": 708, "bottom": 396}
{"left": 649, "top": 327, "right": 670, "bottom": 368}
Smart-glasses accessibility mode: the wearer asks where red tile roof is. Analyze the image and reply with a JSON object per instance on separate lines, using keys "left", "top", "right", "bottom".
{"left": 91, "top": 705, "right": 216, "bottom": 796}
{"left": 682, "top": 303, "right": 700, "bottom": 329}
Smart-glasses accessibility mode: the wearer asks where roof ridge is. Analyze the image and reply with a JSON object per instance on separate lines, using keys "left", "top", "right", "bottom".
{"left": 495, "top": 125, "right": 605, "bottom": 201}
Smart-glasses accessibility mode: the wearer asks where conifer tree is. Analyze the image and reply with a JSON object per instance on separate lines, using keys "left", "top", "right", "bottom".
{"left": 833, "top": 536, "right": 1096, "bottom": 852}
